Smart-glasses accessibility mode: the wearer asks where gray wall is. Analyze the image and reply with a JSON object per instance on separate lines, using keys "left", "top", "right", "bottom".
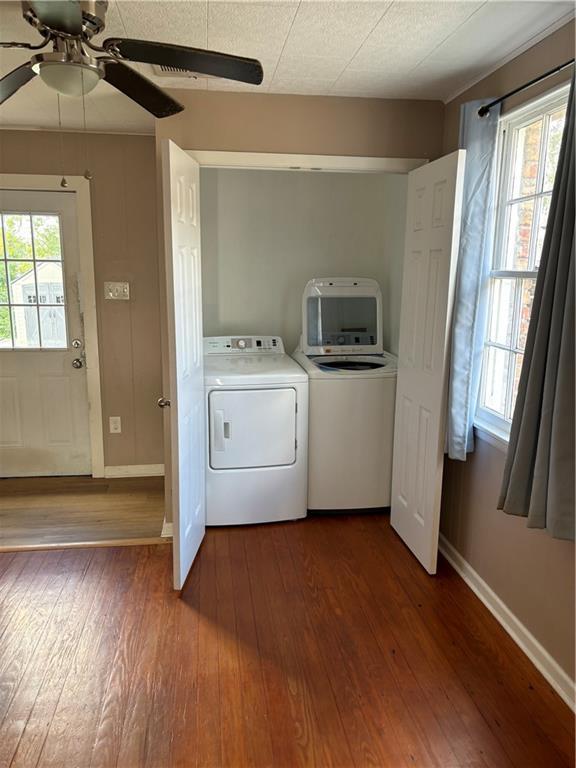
{"left": 200, "top": 169, "right": 407, "bottom": 354}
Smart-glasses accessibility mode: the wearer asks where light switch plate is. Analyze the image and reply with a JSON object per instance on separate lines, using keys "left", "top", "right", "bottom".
{"left": 104, "top": 281, "right": 130, "bottom": 301}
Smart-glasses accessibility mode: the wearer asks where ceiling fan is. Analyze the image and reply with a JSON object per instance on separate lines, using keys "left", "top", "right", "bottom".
{"left": 0, "top": 0, "right": 264, "bottom": 117}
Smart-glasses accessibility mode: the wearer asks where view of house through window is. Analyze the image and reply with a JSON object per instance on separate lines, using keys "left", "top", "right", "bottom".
{"left": 0, "top": 212, "right": 67, "bottom": 349}
{"left": 478, "top": 86, "right": 569, "bottom": 434}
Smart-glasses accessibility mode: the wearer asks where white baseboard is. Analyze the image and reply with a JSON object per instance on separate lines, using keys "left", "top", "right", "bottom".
{"left": 161, "top": 520, "right": 173, "bottom": 538}
{"left": 104, "top": 464, "right": 165, "bottom": 478}
{"left": 439, "top": 534, "right": 575, "bottom": 711}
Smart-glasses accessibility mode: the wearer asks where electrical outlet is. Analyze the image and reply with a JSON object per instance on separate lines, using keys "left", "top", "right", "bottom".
{"left": 109, "top": 416, "right": 122, "bottom": 434}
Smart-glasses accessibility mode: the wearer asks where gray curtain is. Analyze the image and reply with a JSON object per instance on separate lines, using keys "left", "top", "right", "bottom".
{"left": 498, "top": 74, "right": 575, "bottom": 540}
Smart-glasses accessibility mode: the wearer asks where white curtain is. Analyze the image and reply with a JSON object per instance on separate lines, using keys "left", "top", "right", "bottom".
{"left": 446, "top": 99, "right": 500, "bottom": 460}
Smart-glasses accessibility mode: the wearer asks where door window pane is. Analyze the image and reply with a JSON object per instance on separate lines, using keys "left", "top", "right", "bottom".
{"left": 543, "top": 107, "right": 567, "bottom": 191}
{"left": 3, "top": 214, "right": 33, "bottom": 259}
{"left": 488, "top": 279, "right": 515, "bottom": 346}
{"left": 0, "top": 210, "right": 67, "bottom": 350}
{"left": 0, "top": 306, "right": 12, "bottom": 347}
{"left": 39, "top": 306, "right": 67, "bottom": 347}
{"left": 483, "top": 346, "right": 511, "bottom": 416}
{"left": 33, "top": 215, "right": 62, "bottom": 260}
{"left": 11, "top": 305, "right": 39, "bottom": 347}
{"left": 504, "top": 199, "right": 534, "bottom": 270}
{"left": 8, "top": 261, "right": 35, "bottom": 303}
{"left": 511, "top": 119, "right": 542, "bottom": 198}
{"left": 36, "top": 261, "right": 64, "bottom": 304}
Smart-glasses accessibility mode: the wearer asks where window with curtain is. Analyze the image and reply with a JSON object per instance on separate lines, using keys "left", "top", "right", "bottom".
{"left": 476, "top": 85, "right": 569, "bottom": 438}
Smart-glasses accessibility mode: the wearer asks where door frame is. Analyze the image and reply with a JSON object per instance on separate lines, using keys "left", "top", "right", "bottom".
{"left": 185, "top": 151, "right": 426, "bottom": 174}
{"left": 0, "top": 173, "right": 104, "bottom": 478}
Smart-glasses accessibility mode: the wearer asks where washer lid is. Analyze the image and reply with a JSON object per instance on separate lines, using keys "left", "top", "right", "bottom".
{"left": 205, "top": 353, "right": 308, "bottom": 386}
{"left": 305, "top": 352, "right": 397, "bottom": 378}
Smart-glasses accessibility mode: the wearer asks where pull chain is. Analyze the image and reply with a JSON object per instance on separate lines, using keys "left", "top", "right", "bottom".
{"left": 82, "top": 69, "right": 93, "bottom": 181}
{"left": 57, "top": 94, "right": 68, "bottom": 188}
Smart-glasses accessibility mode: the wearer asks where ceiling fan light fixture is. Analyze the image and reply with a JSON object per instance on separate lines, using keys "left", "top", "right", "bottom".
{"left": 31, "top": 52, "right": 103, "bottom": 97}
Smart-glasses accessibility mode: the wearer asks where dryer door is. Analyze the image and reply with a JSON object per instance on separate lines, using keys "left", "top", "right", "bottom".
{"left": 209, "top": 388, "right": 296, "bottom": 469}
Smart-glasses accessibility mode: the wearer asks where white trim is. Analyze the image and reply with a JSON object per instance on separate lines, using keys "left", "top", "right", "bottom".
{"left": 444, "top": 12, "right": 575, "bottom": 105}
{"left": 186, "top": 151, "right": 426, "bottom": 174}
{"left": 0, "top": 125, "right": 153, "bottom": 137}
{"left": 161, "top": 519, "right": 173, "bottom": 538}
{"left": 439, "top": 534, "right": 576, "bottom": 711}
{"left": 0, "top": 173, "right": 104, "bottom": 478}
{"left": 104, "top": 464, "right": 165, "bottom": 478}
{"left": 473, "top": 421, "right": 509, "bottom": 454}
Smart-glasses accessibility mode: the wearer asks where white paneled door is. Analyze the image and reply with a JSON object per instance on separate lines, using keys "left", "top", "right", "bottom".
{"left": 0, "top": 190, "right": 91, "bottom": 477}
{"left": 161, "top": 140, "right": 206, "bottom": 590}
{"left": 391, "top": 150, "right": 466, "bottom": 574}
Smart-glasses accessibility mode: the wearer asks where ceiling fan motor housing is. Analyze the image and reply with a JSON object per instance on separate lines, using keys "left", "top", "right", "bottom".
{"left": 22, "top": 0, "right": 109, "bottom": 39}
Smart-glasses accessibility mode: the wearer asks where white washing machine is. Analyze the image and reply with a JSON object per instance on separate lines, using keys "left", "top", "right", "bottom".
{"left": 204, "top": 335, "right": 308, "bottom": 526}
{"left": 292, "top": 277, "right": 397, "bottom": 510}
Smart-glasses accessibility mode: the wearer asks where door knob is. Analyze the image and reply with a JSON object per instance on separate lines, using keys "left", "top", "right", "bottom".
{"left": 72, "top": 358, "right": 83, "bottom": 369}
{"left": 157, "top": 397, "right": 171, "bottom": 408}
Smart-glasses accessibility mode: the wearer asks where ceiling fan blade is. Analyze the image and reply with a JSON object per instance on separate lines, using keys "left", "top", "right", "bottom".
{"left": 27, "top": 1, "right": 83, "bottom": 35}
{"left": 102, "top": 60, "right": 184, "bottom": 119}
{"left": 103, "top": 38, "right": 264, "bottom": 85}
{"left": 0, "top": 63, "right": 36, "bottom": 105}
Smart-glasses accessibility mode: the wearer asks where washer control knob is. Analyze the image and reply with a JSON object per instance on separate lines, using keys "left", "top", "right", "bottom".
{"left": 237, "top": 339, "right": 246, "bottom": 349}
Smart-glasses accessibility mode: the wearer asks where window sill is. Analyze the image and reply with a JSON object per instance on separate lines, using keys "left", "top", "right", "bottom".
{"left": 473, "top": 418, "right": 509, "bottom": 454}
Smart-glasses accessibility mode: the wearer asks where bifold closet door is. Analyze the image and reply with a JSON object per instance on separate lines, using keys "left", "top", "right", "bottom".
{"left": 161, "top": 139, "right": 206, "bottom": 590}
{"left": 391, "top": 150, "right": 466, "bottom": 575}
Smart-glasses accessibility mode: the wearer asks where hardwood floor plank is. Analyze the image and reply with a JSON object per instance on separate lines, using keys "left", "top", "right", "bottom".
{"left": 251, "top": 524, "right": 355, "bottom": 768}
{"left": 114, "top": 548, "right": 174, "bottom": 768}
{"left": 0, "top": 515, "right": 571, "bottom": 768}
{"left": 87, "top": 547, "right": 166, "bottom": 768}
{"left": 32, "top": 546, "right": 143, "bottom": 768}
{"left": 0, "top": 553, "right": 89, "bottom": 765}
{"left": 1, "top": 549, "right": 108, "bottom": 768}
{"left": 277, "top": 523, "right": 413, "bottom": 768}
{"left": 227, "top": 527, "right": 275, "bottom": 768}
{"left": 365, "top": 516, "right": 573, "bottom": 768}
{"left": 325, "top": 516, "right": 511, "bottom": 768}
{"left": 0, "top": 477, "right": 165, "bottom": 549}
{"left": 297, "top": 517, "right": 467, "bottom": 768}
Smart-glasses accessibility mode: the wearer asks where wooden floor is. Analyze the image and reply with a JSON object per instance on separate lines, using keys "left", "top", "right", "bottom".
{"left": 0, "top": 476, "right": 165, "bottom": 550}
{"left": 0, "top": 514, "right": 572, "bottom": 768}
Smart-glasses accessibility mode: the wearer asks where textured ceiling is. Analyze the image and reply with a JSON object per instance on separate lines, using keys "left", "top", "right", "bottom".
{"left": 0, "top": 0, "right": 573, "bottom": 133}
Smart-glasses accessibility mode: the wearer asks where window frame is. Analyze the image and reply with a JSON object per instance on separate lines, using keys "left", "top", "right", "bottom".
{"left": 475, "top": 83, "right": 570, "bottom": 442}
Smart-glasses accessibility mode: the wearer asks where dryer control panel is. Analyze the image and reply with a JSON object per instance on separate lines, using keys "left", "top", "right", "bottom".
{"left": 204, "top": 336, "right": 285, "bottom": 355}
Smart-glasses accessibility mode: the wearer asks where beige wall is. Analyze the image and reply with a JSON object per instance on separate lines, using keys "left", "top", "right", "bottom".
{"left": 156, "top": 90, "right": 445, "bottom": 160}
{"left": 0, "top": 131, "right": 163, "bottom": 468}
{"left": 440, "top": 20, "right": 575, "bottom": 679}
{"left": 443, "top": 20, "right": 575, "bottom": 153}
{"left": 441, "top": 440, "right": 575, "bottom": 678}
{"left": 200, "top": 168, "right": 407, "bottom": 354}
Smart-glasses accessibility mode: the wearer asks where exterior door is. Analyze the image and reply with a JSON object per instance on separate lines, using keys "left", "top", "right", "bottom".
{"left": 161, "top": 140, "right": 206, "bottom": 590}
{"left": 391, "top": 150, "right": 466, "bottom": 574}
{"left": 0, "top": 189, "right": 91, "bottom": 477}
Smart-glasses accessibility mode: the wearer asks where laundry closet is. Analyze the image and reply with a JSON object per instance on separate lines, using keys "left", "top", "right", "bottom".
{"left": 160, "top": 142, "right": 465, "bottom": 588}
